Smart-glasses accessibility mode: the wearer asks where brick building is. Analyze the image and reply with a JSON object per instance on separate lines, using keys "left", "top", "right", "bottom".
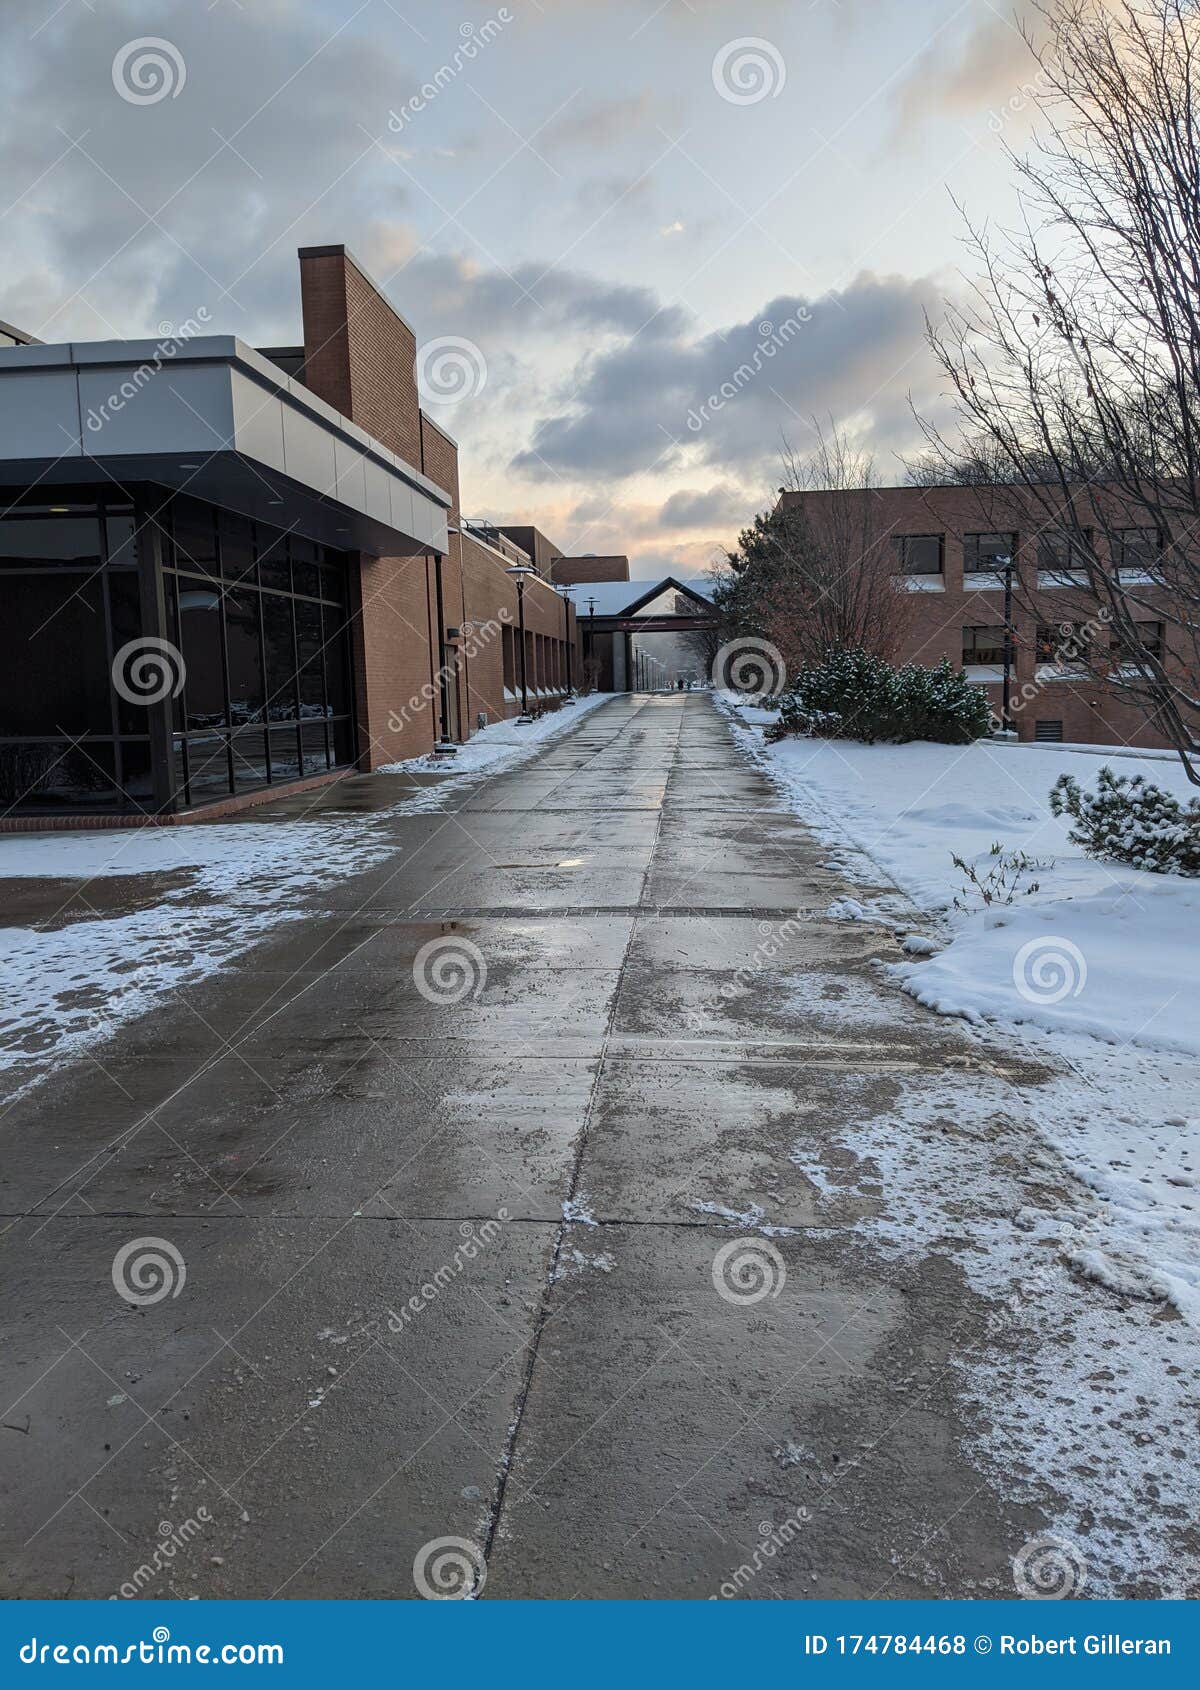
{"left": 780, "top": 483, "right": 1180, "bottom": 749}
{"left": 0, "top": 245, "right": 578, "bottom": 822}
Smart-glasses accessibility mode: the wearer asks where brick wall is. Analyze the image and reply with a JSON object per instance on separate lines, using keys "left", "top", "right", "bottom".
{"left": 295, "top": 243, "right": 578, "bottom": 760}
{"left": 297, "top": 245, "right": 445, "bottom": 765}
{"left": 553, "top": 555, "right": 629, "bottom": 585}
{"left": 299, "top": 244, "right": 421, "bottom": 466}
{"left": 461, "top": 530, "right": 577, "bottom": 723}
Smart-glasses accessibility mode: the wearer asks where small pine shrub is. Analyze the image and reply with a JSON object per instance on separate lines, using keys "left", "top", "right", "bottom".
{"left": 1050, "top": 767, "right": 1200, "bottom": 877}
{"left": 764, "top": 650, "right": 991, "bottom": 746}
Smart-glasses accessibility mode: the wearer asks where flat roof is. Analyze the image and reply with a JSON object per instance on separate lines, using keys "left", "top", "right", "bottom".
{"left": 0, "top": 335, "right": 451, "bottom": 557}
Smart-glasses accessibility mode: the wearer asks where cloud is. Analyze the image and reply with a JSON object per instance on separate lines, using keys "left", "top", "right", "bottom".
{"left": 512, "top": 271, "right": 948, "bottom": 482}
{"left": 360, "top": 228, "right": 686, "bottom": 345}
{"left": 892, "top": 5, "right": 1038, "bottom": 136}
{"left": 656, "top": 485, "right": 750, "bottom": 529}
{"left": 0, "top": 0, "right": 422, "bottom": 340}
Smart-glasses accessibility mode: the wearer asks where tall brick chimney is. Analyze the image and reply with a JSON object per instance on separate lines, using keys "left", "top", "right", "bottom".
{"left": 297, "top": 244, "right": 423, "bottom": 469}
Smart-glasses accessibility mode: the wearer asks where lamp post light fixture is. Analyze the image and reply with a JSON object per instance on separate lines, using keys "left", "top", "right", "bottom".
{"left": 585, "top": 595, "right": 597, "bottom": 691}
{"left": 556, "top": 582, "right": 576, "bottom": 699}
{"left": 506, "top": 560, "right": 535, "bottom": 723}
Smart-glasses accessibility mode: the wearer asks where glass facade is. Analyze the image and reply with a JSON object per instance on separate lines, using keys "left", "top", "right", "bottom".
{"left": 162, "top": 497, "right": 356, "bottom": 808}
{"left": 0, "top": 491, "right": 357, "bottom": 815}
{"left": 0, "top": 499, "right": 148, "bottom": 812}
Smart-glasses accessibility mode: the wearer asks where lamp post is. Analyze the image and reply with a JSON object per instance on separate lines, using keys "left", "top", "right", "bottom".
{"left": 1001, "top": 551, "right": 1015, "bottom": 733}
{"left": 556, "top": 583, "right": 575, "bottom": 699}
{"left": 586, "top": 595, "right": 597, "bottom": 690}
{"left": 505, "top": 561, "right": 535, "bottom": 723}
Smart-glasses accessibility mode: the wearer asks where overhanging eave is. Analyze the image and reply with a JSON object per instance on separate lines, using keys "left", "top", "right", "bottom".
{"left": 0, "top": 335, "right": 450, "bottom": 557}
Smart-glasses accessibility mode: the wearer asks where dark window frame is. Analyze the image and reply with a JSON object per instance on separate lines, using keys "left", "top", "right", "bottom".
{"left": 163, "top": 500, "right": 355, "bottom": 809}
{"left": 1035, "top": 622, "right": 1091, "bottom": 667}
{"left": 1117, "top": 526, "right": 1163, "bottom": 578}
{"left": 897, "top": 533, "right": 944, "bottom": 575}
{"left": 1111, "top": 619, "right": 1165, "bottom": 663}
{"left": 963, "top": 532, "right": 1017, "bottom": 575}
{"left": 962, "top": 625, "right": 1008, "bottom": 667}
{"left": 1038, "top": 526, "right": 1094, "bottom": 575}
{"left": 0, "top": 496, "right": 149, "bottom": 812}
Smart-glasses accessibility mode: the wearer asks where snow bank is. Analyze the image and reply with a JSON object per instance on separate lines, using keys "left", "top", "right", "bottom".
{"left": 732, "top": 725, "right": 1200, "bottom": 1056}
{"left": 380, "top": 692, "right": 609, "bottom": 777}
{"left": 721, "top": 699, "right": 1200, "bottom": 1322}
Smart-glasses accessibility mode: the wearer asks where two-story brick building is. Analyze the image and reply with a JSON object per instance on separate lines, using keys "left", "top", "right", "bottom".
{"left": 780, "top": 483, "right": 1179, "bottom": 749}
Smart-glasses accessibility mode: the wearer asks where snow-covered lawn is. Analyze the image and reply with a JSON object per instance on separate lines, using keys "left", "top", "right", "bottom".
{"left": 721, "top": 696, "right": 1200, "bottom": 1322}
{"left": 0, "top": 694, "right": 611, "bottom": 1092}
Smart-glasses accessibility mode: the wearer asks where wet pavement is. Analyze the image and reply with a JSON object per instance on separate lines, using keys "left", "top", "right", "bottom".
{"left": 0, "top": 693, "right": 1192, "bottom": 1599}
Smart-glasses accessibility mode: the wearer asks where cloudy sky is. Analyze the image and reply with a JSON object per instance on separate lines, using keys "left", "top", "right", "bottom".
{"left": 1, "top": 0, "right": 1043, "bottom": 574}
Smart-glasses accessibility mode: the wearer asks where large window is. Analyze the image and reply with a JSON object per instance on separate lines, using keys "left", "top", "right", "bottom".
{"left": 896, "top": 534, "right": 943, "bottom": 575}
{"left": 1117, "top": 527, "right": 1162, "bottom": 580}
{"left": 963, "top": 626, "right": 1007, "bottom": 668}
{"left": 1111, "top": 620, "right": 1164, "bottom": 664}
{"left": 0, "top": 501, "right": 147, "bottom": 812}
{"left": 1036, "top": 622, "right": 1091, "bottom": 670}
{"left": 963, "top": 532, "right": 1015, "bottom": 576}
{"left": 1038, "top": 528, "right": 1093, "bottom": 581}
{"left": 162, "top": 496, "right": 355, "bottom": 807}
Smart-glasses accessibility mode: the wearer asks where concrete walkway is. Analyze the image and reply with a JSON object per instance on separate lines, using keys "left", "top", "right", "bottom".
{"left": 0, "top": 694, "right": 1189, "bottom": 1598}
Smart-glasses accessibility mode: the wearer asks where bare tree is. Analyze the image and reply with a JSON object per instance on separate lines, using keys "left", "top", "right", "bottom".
{"left": 714, "top": 424, "right": 913, "bottom": 680}
{"left": 920, "top": 0, "right": 1200, "bottom": 780}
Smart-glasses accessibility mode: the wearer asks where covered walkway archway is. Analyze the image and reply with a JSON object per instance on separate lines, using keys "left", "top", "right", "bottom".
{"left": 573, "top": 576, "right": 714, "bottom": 691}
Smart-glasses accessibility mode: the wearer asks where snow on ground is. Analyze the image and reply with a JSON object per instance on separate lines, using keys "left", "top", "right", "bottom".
{"left": 380, "top": 691, "right": 608, "bottom": 777}
{"left": 0, "top": 804, "right": 410, "bottom": 1092}
{"left": 720, "top": 695, "right": 1200, "bottom": 1323}
{"left": 0, "top": 696, "right": 611, "bottom": 1091}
